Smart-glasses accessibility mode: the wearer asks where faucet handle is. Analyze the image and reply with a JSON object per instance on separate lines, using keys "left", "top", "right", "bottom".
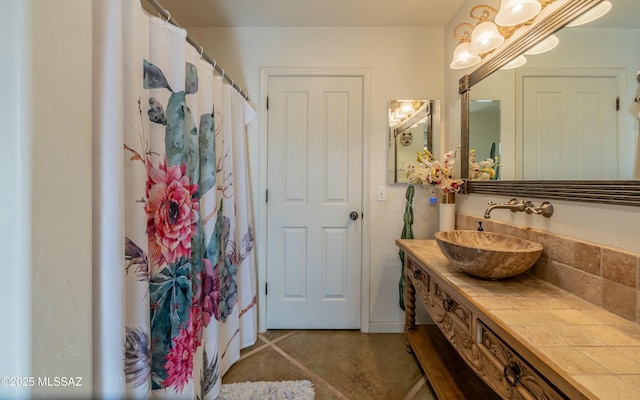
{"left": 524, "top": 201, "right": 537, "bottom": 214}
{"left": 539, "top": 201, "right": 554, "bottom": 218}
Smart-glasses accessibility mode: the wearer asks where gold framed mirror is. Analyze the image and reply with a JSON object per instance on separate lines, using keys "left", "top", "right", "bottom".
{"left": 460, "top": 0, "right": 640, "bottom": 206}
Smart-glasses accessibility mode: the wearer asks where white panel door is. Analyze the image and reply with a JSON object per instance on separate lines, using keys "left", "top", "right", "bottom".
{"left": 522, "top": 76, "right": 618, "bottom": 179}
{"left": 267, "top": 75, "right": 363, "bottom": 329}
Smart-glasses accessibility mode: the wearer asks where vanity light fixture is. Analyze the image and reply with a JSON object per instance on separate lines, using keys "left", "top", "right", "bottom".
{"left": 398, "top": 101, "right": 414, "bottom": 117}
{"left": 565, "top": 0, "right": 611, "bottom": 27}
{"left": 450, "top": 22, "right": 482, "bottom": 69}
{"left": 523, "top": 34, "right": 559, "bottom": 55}
{"left": 389, "top": 108, "right": 401, "bottom": 127}
{"left": 500, "top": 54, "right": 527, "bottom": 69}
{"left": 449, "top": 0, "right": 556, "bottom": 70}
{"left": 467, "top": 6, "right": 506, "bottom": 55}
{"left": 450, "top": 42, "right": 482, "bottom": 69}
{"left": 469, "top": 19, "right": 505, "bottom": 54}
{"left": 495, "top": 0, "right": 542, "bottom": 26}
{"left": 389, "top": 100, "right": 426, "bottom": 128}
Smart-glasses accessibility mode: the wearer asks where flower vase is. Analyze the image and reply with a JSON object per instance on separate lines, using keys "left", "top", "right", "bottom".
{"left": 438, "top": 192, "right": 456, "bottom": 232}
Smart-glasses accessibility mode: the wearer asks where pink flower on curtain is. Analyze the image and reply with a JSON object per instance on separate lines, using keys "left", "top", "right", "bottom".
{"left": 191, "top": 302, "right": 203, "bottom": 349}
{"left": 161, "top": 314, "right": 195, "bottom": 393}
{"left": 145, "top": 159, "right": 199, "bottom": 270}
{"left": 201, "top": 258, "right": 220, "bottom": 327}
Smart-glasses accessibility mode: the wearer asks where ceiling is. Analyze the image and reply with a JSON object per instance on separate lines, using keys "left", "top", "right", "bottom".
{"left": 140, "top": 0, "right": 466, "bottom": 28}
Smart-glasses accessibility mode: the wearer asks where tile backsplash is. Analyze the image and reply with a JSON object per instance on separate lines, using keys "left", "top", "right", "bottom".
{"left": 457, "top": 213, "right": 640, "bottom": 324}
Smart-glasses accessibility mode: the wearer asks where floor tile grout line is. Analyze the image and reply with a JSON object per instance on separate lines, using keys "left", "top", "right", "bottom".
{"left": 238, "top": 331, "right": 299, "bottom": 361}
{"left": 258, "top": 330, "right": 299, "bottom": 345}
{"left": 271, "top": 342, "right": 351, "bottom": 400}
{"left": 402, "top": 376, "right": 427, "bottom": 400}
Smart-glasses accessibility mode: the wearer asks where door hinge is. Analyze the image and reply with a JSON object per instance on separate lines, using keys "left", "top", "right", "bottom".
{"left": 266, "top": 96, "right": 269, "bottom": 110}
{"left": 266, "top": 189, "right": 269, "bottom": 203}
{"left": 616, "top": 97, "right": 620, "bottom": 111}
{"left": 265, "top": 282, "right": 268, "bottom": 295}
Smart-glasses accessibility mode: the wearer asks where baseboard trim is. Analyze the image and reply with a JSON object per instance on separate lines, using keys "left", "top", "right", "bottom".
{"left": 368, "top": 320, "right": 434, "bottom": 333}
{"left": 368, "top": 322, "right": 403, "bottom": 333}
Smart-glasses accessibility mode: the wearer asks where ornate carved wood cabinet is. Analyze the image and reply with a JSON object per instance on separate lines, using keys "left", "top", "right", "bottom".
{"left": 398, "top": 239, "right": 600, "bottom": 400}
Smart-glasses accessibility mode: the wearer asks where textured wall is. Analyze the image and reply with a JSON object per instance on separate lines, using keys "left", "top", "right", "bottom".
{"left": 30, "top": 1, "right": 92, "bottom": 398}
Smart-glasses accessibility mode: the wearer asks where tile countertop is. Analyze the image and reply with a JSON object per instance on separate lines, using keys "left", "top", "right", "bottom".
{"left": 397, "top": 239, "right": 640, "bottom": 400}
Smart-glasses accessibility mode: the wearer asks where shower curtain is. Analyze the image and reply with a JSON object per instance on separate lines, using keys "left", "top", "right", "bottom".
{"left": 93, "top": 1, "right": 257, "bottom": 398}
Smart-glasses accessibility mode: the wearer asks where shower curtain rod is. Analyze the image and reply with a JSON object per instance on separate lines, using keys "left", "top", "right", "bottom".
{"left": 145, "top": 0, "right": 250, "bottom": 102}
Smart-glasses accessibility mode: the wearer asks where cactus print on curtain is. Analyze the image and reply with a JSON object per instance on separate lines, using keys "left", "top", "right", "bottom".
{"left": 118, "top": 4, "right": 257, "bottom": 399}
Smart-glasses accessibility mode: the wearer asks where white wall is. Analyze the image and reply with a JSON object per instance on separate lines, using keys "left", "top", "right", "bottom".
{"left": 190, "top": 26, "right": 444, "bottom": 332}
{"left": 0, "top": 1, "right": 93, "bottom": 399}
{"left": 445, "top": 0, "right": 640, "bottom": 253}
{"left": 0, "top": 1, "right": 32, "bottom": 399}
{"left": 30, "top": 0, "right": 93, "bottom": 395}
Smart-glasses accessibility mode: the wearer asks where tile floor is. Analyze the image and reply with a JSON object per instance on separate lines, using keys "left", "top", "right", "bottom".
{"left": 221, "top": 330, "right": 437, "bottom": 400}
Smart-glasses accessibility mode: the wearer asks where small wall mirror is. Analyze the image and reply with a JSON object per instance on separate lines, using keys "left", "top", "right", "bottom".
{"left": 388, "top": 100, "right": 439, "bottom": 184}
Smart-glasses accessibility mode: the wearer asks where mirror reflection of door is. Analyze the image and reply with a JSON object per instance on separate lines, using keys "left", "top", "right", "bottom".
{"left": 469, "top": 100, "right": 501, "bottom": 175}
{"left": 520, "top": 74, "right": 620, "bottom": 180}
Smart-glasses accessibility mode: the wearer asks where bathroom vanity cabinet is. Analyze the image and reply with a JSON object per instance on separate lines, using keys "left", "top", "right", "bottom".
{"left": 397, "top": 239, "right": 640, "bottom": 400}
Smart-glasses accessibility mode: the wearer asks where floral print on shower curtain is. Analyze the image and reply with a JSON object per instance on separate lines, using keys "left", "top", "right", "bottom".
{"left": 119, "top": 4, "right": 256, "bottom": 399}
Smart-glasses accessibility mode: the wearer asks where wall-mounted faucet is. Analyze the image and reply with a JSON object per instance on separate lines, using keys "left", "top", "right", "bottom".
{"left": 484, "top": 198, "right": 526, "bottom": 219}
{"left": 484, "top": 198, "right": 553, "bottom": 219}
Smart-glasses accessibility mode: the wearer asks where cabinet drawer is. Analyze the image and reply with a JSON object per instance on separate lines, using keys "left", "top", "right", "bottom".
{"left": 406, "top": 259, "right": 430, "bottom": 303}
{"left": 432, "top": 282, "right": 472, "bottom": 332}
{"left": 477, "top": 321, "right": 567, "bottom": 400}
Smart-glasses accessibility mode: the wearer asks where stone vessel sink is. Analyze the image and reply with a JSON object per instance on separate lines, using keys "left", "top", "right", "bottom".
{"left": 434, "top": 230, "right": 543, "bottom": 279}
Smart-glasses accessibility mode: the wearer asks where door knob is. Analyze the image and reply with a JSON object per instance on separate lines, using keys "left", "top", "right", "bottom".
{"left": 349, "top": 211, "right": 359, "bottom": 221}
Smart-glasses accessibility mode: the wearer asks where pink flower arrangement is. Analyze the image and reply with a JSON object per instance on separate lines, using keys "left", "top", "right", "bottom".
{"left": 145, "top": 159, "right": 199, "bottom": 270}
{"left": 406, "top": 148, "right": 464, "bottom": 194}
